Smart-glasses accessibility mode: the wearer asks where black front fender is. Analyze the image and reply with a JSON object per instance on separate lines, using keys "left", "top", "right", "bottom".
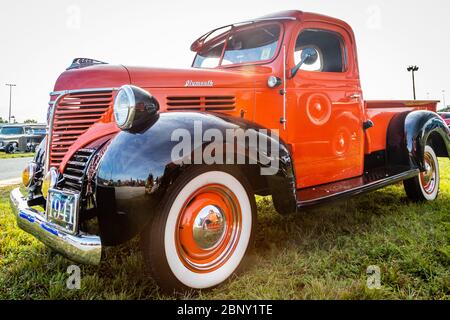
{"left": 95, "top": 112, "right": 296, "bottom": 245}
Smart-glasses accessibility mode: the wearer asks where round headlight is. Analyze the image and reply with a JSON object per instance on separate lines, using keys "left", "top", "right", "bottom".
{"left": 114, "top": 86, "right": 135, "bottom": 129}
{"left": 113, "top": 85, "right": 159, "bottom": 132}
{"left": 22, "top": 163, "right": 38, "bottom": 187}
{"left": 42, "top": 167, "right": 59, "bottom": 199}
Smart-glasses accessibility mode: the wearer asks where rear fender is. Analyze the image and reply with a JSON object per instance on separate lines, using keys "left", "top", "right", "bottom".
{"left": 387, "top": 110, "right": 450, "bottom": 170}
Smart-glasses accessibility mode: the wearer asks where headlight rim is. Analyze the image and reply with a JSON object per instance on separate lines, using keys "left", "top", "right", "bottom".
{"left": 42, "top": 167, "right": 59, "bottom": 199}
{"left": 113, "top": 85, "right": 159, "bottom": 132}
{"left": 114, "top": 85, "right": 136, "bottom": 130}
{"left": 22, "top": 162, "right": 38, "bottom": 188}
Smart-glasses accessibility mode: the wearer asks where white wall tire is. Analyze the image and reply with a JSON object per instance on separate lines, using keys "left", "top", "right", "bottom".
{"left": 404, "top": 145, "right": 440, "bottom": 201}
{"left": 141, "top": 166, "right": 256, "bottom": 293}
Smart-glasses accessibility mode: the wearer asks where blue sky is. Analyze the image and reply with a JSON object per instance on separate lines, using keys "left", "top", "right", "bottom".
{"left": 0, "top": 0, "right": 449, "bottom": 122}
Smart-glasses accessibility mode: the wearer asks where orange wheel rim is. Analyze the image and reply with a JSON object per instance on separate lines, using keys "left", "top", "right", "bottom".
{"left": 175, "top": 184, "right": 242, "bottom": 273}
{"left": 420, "top": 151, "right": 437, "bottom": 195}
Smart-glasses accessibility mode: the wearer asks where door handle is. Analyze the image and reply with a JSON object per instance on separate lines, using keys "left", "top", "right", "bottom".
{"left": 349, "top": 93, "right": 361, "bottom": 100}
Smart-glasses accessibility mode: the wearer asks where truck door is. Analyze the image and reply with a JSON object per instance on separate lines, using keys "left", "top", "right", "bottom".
{"left": 288, "top": 23, "right": 365, "bottom": 189}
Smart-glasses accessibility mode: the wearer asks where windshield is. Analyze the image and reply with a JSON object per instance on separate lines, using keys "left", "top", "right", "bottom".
{"left": 0, "top": 127, "right": 23, "bottom": 135}
{"left": 193, "top": 23, "right": 281, "bottom": 68}
{"left": 32, "top": 128, "right": 46, "bottom": 135}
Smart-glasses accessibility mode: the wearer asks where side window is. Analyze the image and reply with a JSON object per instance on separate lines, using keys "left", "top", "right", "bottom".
{"left": 294, "top": 29, "right": 345, "bottom": 73}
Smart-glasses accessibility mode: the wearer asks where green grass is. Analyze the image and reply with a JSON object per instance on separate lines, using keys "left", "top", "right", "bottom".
{"left": 0, "top": 161, "right": 449, "bottom": 300}
{"left": 0, "top": 152, "right": 33, "bottom": 159}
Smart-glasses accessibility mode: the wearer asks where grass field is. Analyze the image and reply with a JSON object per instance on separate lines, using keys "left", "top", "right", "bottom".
{"left": 0, "top": 152, "right": 33, "bottom": 159}
{"left": 0, "top": 161, "right": 449, "bottom": 300}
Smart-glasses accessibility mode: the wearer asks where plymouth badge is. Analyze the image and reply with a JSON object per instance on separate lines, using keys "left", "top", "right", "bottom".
{"left": 184, "top": 80, "right": 214, "bottom": 87}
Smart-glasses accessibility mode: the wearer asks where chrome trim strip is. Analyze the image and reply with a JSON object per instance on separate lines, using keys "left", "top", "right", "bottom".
{"left": 46, "top": 87, "right": 118, "bottom": 172}
{"left": 10, "top": 187, "right": 101, "bottom": 265}
{"left": 50, "top": 87, "right": 118, "bottom": 96}
{"left": 45, "top": 93, "right": 65, "bottom": 173}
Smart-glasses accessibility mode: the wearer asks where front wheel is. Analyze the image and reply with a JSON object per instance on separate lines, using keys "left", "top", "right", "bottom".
{"left": 141, "top": 166, "right": 256, "bottom": 293}
{"left": 403, "top": 145, "right": 440, "bottom": 201}
{"left": 5, "top": 143, "right": 16, "bottom": 154}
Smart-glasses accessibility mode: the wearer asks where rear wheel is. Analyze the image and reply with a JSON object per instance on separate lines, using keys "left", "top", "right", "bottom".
{"left": 403, "top": 145, "right": 440, "bottom": 201}
{"left": 141, "top": 166, "right": 256, "bottom": 293}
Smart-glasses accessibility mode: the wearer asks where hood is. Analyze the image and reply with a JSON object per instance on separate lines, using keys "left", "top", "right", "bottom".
{"left": 53, "top": 65, "right": 131, "bottom": 92}
{"left": 124, "top": 66, "right": 268, "bottom": 89}
{"left": 54, "top": 64, "right": 274, "bottom": 92}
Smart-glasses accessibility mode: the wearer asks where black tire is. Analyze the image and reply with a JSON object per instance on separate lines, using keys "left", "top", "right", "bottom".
{"left": 403, "top": 145, "right": 440, "bottom": 202}
{"left": 5, "top": 143, "right": 16, "bottom": 154}
{"left": 140, "top": 165, "right": 257, "bottom": 293}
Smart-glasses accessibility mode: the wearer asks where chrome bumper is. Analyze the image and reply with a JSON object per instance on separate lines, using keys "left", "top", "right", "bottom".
{"left": 9, "top": 187, "right": 102, "bottom": 265}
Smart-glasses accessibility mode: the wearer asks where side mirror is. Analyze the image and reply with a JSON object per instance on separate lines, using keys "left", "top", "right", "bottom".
{"left": 290, "top": 47, "right": 319, "bottom": 78}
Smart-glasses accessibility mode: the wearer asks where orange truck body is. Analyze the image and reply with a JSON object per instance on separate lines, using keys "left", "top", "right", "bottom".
{"left": 49, "top": 10, "right": 438, "bottom": 189}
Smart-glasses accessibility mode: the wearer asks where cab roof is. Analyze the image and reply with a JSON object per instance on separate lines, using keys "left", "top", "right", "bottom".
{"left": 258, "top": 10, "right": 352, "bottom": 30}
{"left": 191, "top": 10, "right": 353, "bottom": 52}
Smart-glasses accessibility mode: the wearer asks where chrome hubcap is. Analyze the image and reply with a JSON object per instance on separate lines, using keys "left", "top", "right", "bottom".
{"left": 421, "top": 152, "right": 436, "bottom": 194}
{"left": 192, "top": 205, "right": 226, "bottom": 250}
{"left": 423, "top": 162, "right": 433, "bottom": 185}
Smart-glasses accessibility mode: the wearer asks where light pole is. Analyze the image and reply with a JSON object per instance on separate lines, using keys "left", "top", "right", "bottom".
{"left": 443, "top": 90, "right": 447, "bottom": 110}
{"left": 5, "top": 84, "right": 16, "bottom": 123}
{"left": 407, "top": 66, "right": 419, "bottom": 100}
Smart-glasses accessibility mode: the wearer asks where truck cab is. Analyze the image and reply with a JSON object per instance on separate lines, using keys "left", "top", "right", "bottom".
{"left": 10, "top": 10, "right": 450, "bottom": 293}
{"left": 191, "top": 11, "right": 366, "bottom": 188}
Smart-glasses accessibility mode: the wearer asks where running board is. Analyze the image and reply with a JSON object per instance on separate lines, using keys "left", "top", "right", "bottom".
{"left": 297, "top": 167, "right": 419, "bottom": 208}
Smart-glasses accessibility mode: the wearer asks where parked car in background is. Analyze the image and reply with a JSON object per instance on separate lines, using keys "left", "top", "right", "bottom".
{"left": 438, "top": 112, "right": 450, "bottom": 127}
{"left": 0, "top": 124, "right": 46, "bottom": 154}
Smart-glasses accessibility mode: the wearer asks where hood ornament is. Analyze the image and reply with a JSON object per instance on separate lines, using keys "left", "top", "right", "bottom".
{"left": 184, "top": 80, "right": 214, "bottom": 87}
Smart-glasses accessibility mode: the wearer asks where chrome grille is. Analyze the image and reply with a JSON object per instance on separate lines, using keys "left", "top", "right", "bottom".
{"left": 49, "top": 90, "right": 113, "bottom": 167}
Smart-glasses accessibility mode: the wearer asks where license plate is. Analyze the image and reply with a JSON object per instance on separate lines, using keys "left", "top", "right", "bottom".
{"left": 46, "top": 189, "right": 80, "bottom": 234}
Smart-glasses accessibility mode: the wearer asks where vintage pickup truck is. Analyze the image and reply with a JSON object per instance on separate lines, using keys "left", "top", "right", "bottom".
{"left": 10, "top": 10, "right": 449, "bottom": 293}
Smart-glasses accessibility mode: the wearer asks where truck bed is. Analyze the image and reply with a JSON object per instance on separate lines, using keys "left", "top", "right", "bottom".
{"left": 364, "top": 100, "right": 439, "bottom": 154}
{"left": 365, "top": 100, "right": 438, "bottom": 111}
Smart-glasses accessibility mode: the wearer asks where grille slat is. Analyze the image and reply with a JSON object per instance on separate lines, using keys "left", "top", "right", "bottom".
{"left": 53, "top": 118, "right": 105, "bottom": 125}
{"left": 166, "top": 95, "right": 235, "bottom": 112}
{"left": 65, "top": 167, "right": 85, "bottom": 175}
{"left": 63, "top": 149, "right": 95, "bottom": 192}
{"left": 49, "top": 91, "right": 113, "bottom": 167}
{"left": 55, "top": 110, "right": 108, "bottom": 116}
{"left": 60, "top": 97, "right": 112, "bottom": 103}
{"left": 68, "top": 161, "right": 87, "bottom": 166}
{"left": 54, "top": 114, "right": 104, "bottom": 120}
